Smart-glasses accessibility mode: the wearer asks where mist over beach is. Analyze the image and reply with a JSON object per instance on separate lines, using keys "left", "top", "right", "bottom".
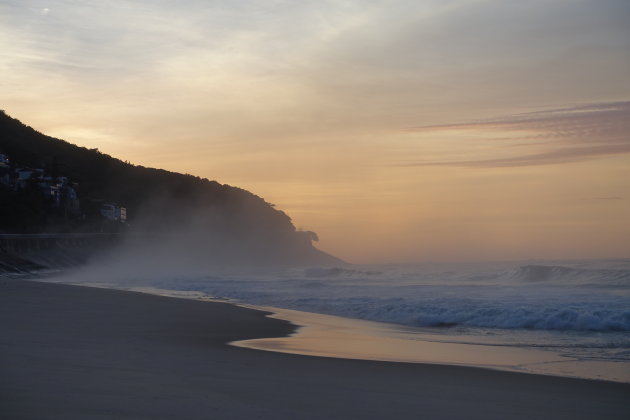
{"left": 1, "top": 0, "right": 630, "bottom": 418}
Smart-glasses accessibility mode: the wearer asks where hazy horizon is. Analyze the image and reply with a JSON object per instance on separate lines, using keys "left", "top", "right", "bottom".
{"left": 2, "top": 0, "right": 629, "bottom": 263}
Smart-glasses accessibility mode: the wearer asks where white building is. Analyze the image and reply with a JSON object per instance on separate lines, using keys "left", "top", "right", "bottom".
{"left": 100, "top": 203, "right": 127, "bottom": 223}
{"left": 116, "top": 207, "right": 127, "bottom": 223}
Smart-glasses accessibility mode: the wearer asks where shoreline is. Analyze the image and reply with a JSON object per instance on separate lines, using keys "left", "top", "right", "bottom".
{"left": 2, "top": 278, "right": 629, "bottom": 419}
{"left": 24, "top": 276, "right": 630, "bottom": 384}
{"left": 33, "top": 277, "right": 630, "bottom": 384}
{"left": 233, "top": 304, "right": 630, "bottom": 384}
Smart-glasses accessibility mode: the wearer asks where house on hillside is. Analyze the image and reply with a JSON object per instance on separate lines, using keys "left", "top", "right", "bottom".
{"left": 116, "top": 206, "right": 127, "bottom": 223}
{"left": 100, "top": 203, "right": 116, "bottom": 220}
{"left": 15, "top": 168, "right": 44, "bottom": 189}
{"left": 37, "top": 177, "right": 79, "bottom": 213}
{"left": 62, "top": 183, "right": 81, "bottom": 216}
{"left": 100, "top": 203, "right": 127, "bottom": 223}
{"left": 0, "top": 154, "right": 10, "bottom": 186}
{"left": 1, "top": 153, "right": 82, "bottom": 221}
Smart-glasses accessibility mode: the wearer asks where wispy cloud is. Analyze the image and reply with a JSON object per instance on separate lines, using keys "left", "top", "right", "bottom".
{"left": 595, "top": 196, "right": 624, "bottom": 200}
{"left": 400, "top": 144, "right": 630, "bottom": 168}
{"left": 409, "top": 101, "right": 629, "bottom": 139}
{"left": 399, "top": 101, "right": 630, "bottom": 168}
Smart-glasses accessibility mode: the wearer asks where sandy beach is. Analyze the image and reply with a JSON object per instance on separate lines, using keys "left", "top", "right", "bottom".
{"left": 1, "top": 278, "right": 628, "bottom": 420}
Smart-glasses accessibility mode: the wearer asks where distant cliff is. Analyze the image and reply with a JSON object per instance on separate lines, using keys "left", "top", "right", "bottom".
{"left": 0, "top": 111, "right": 340, "bottom": 267}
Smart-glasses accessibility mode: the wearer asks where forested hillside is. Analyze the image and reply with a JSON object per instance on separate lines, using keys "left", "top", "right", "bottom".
{"left": 0, "top": 111, "right": 337, "bottom": 265}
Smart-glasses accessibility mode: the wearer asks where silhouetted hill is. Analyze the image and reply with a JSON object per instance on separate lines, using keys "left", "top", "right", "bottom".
{"left": 0, "top": 111, "right": 340, "bottom": 266}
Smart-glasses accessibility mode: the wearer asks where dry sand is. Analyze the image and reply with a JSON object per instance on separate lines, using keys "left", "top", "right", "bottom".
{"left": 1, "top": 278, "right": 628, "bottom": 419}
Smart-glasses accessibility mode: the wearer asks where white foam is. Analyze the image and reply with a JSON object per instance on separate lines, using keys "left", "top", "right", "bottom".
{"left": 59, "top": 259, "right": 630, "bottom": 354}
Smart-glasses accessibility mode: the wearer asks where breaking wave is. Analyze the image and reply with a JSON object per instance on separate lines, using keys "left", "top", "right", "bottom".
{"left": 281, "top": 297, "right": 630, "bottom": 332}
{"left": 504, "top": 264, "right": 630, "bottom": 285}
{"left": 64, "top": 260, "right": 630, "bottom": 333}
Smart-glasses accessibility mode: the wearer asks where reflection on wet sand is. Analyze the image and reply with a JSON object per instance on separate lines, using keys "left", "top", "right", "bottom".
{"left": 232, "top": 306, "right": 630, "bottom": 383}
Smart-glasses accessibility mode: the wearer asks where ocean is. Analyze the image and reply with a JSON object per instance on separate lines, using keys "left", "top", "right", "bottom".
{"left": 55, "top": 258, "right": 630, "bottom": 382}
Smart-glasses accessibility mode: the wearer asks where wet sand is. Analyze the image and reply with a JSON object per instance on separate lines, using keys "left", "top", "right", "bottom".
{"left": 234, "top": 306, "right": 630, "bottom": 383}
{"left": 1, "top": 278, "right": 628, "bottom": 419}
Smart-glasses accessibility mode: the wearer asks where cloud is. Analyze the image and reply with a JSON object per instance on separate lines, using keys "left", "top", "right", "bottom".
{"left": 409, "top": 101, "right": 629, "bottom": 137}
{"left": 399, "top": 101, "right": 630, "bottom": 168}
{"left": 400, "top": 144, "right": 630, "bottom": 168}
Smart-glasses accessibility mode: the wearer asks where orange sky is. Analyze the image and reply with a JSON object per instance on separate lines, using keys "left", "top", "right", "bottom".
{"left": 1, "top": 1, "right": 629, "bottom": 263}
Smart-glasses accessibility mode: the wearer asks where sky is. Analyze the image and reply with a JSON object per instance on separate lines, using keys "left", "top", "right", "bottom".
{"left": 1, "top": 0, "right": 629, "bottom": 263}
